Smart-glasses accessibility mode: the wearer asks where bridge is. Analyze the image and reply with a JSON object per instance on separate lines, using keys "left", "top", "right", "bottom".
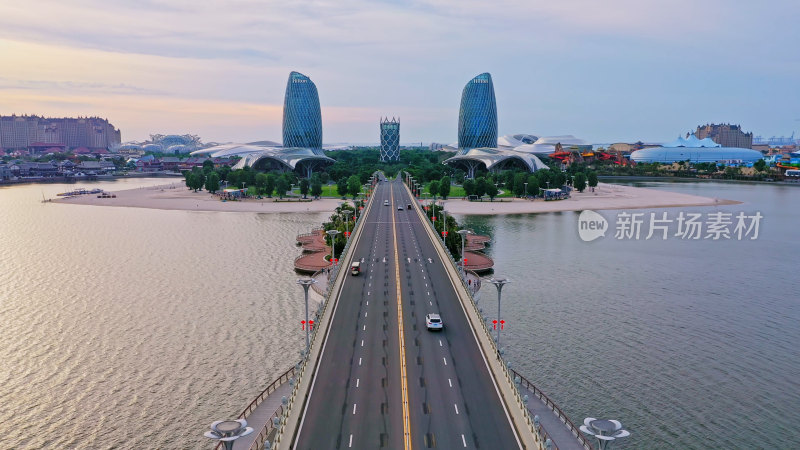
{"left": 217, "top": 174, "right": 591, "bottom": 450}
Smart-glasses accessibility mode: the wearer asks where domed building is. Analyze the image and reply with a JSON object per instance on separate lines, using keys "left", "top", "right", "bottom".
{"left": 631, "top": 135, "right": 764, "bottom": 163}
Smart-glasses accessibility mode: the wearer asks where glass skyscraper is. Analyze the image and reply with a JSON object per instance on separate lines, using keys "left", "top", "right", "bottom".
{"left": 457, "top": 72, "right": 497, "bottom": 149}
{"left": 283, "top": 71, "right": 322, "bottom": 148}
{"left": 380, "top": 117, "right": 400, "bottom": 161}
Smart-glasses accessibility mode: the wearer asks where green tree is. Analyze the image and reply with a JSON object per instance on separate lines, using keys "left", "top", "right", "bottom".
{"left": 428, "top": 180, "right": 440, "bottom": 200}
{"left": 463, "top": 178, "right": 475, "bottom": 198}
{"left": 347, "top": 175, "right": 361, "bottom": 199}
{"left": 526, "top": 174, "right": 538, "bottom": 196}
{"left": 474, "top": 177, "right": 487, "bottom": 200}
{"left": 513, "top": 172, "right": 527, "bottom": 197}
{"left": 205, "top": 172, "right": 220, "bottom": 193}
{"left": 753, "top": 159, "right": 767, "bottom": 173}
{"left": 574, "top": 172, "right": 587, "bottom": 192}
{"left": 439, "top": 176, "right": 451, "bottom": 199}
{"left": 486, "top": 182, "right": 498, "bottom": 201}
{"left": 275, "top": 177, "right": 290, "bottom": 199}
{"left": 254, "top": 172, "right": 268, "bottom": 195}
{"left": 299, "top": 178, "right": 310, "bottom": 199}
{"left": 337, "top": 177, "right": 349, "bottom": 198}
{"left": 587, "top": 171, "right": 598, "bottom": 188}
{"left": 265, "top": 173, "right": 276, "bottom": 197}
{"left": 311, "top": 179, "right": 323, "bottom": 199}
{"left": 202, "top": 159, "right": 215, "bottom": 174}
{"left": 217, "top": 165, "right": 231, "bottom": 181}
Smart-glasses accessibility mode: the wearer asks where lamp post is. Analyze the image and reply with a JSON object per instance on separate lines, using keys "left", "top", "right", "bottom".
{"left": 457, "top": 229, "right": 471, "bottom": 278}
{"left": 343, "top": 210, "right": 353, "bottom": 238}
{"left": 487, "top": 277, "right": 510, "bottom": 354}
{"left": 204, "top": 419, "right": 253, "bottom": 450}
{"left": 326, "top": 229, "right": 340, "bottom": 272}
{"left": 441, "top": 208, "right": 447, "bottom": 243}
{"left": 524, "top": 182, "right": 528, "bottom": 199}
{"left": 297, "top": 278, "right": 316, "bottom": 355}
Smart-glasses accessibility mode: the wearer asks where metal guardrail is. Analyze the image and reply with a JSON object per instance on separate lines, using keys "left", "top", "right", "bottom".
{"left": 213, "top": 365, "right": 296, "bottom": 450}
{"left": 511, "top": 368, "right": 594, "bottom": 450}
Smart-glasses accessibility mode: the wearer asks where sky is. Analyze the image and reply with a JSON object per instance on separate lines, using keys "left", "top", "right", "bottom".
{"left": 1, "top": 0, "right": 799, "bottom": 145}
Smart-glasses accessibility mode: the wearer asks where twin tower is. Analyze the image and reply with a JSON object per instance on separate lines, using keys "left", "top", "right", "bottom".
{"left": 284, "top": 71, "right": 498, "bottom": 160}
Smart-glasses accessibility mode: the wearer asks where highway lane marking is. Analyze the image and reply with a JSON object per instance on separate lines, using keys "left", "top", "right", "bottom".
{"left": 353, "top": 403, "right": 357, "bottom": 414}
{"left": 439, "top": 340, "right": 442, "bottom": 347}
{"left": 361, "top": 339, "right": 364, "bottom": 346}
{"left": 349, "top": 434, "right": 353, "bottom": 447}
{"left": 427, "top": 292, "right": 430, "bottom": 295}
{"left": 443, "top": 357, "right": 447, "bottom": 366}
{"left": 454, "top": 404, "right": 459, "bottom": 414}
{"left": 363, "top": 325, "right": 366, "bottom": 330}
{"left": 391, "top": 184, "right": 413, "bottom": 450}
{"left": 367, "top": 291, "right": 371, "bottom": 295}
{"left": 356, "top": 378, "right": 360, "bottom": 387}
{"left": 366, "top": 301, "right": 369, "bottom": 306}
{"left": 462, "top": 434, "right": 467, "bottom": 447}
{"left": 365, "top": 312, "right": 368, "bottom": 317}
{"left": 448, "top": 378, "right": 452, "bottom": 387}
{"left": 429, "top": 301, "right": 432, "bottom": 305}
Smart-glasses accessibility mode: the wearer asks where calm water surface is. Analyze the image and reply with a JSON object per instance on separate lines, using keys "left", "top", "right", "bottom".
{"left": 1, "top": 179, "right": 798, "bottom": 449}
{"left": 0, "top": 179, "right": 326, "bottom": 448}
{"left": 455, "top": 181, "right": 799, "bottom": 449}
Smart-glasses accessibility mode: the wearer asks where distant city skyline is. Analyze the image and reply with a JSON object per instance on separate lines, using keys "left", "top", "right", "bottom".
{"left": 1, "top": 1, "right": 798, "bottom": 144}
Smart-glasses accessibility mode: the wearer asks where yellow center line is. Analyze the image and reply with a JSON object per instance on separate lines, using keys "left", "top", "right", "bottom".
{"left": 391, "top": 183, "right": 413, "bottom": 450}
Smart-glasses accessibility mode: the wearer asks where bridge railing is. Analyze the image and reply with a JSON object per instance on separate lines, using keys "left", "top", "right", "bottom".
{"left": 511, "top": 368, "right": 594, "bottom": 450}
{"left": 268, "top": 177, "right": 378, "bottom": 449}
{"left": 403, "top": 173, "right": 585, "bottom": 450}
{"left": 213, "top": 365, "right": 296, "bottom": 450}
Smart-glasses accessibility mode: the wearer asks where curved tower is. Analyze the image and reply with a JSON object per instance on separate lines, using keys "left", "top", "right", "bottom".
{"left": 283, "top": 71, "right": 322, "bottom": 148}
{"left": 458, "top": 72, "right": 497, "bottom": 149}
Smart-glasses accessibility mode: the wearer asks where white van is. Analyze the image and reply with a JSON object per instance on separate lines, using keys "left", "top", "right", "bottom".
{"left": 350, "top": 261, "right": 361, "bottom": 276}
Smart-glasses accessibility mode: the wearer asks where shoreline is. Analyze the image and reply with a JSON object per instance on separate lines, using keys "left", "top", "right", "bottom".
{"left": 52, "top": 182, "right": 347, "bottom": 213}
{"left": 438, "top": 182, "right": 739, "bottom": 215}
{"left": 52, "top": 181, "right": 740, "bottom": 215}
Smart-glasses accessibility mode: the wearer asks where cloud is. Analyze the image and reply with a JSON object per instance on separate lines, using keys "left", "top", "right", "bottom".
{"left": 0, "top": 1, "right": 798, "bottom": 142}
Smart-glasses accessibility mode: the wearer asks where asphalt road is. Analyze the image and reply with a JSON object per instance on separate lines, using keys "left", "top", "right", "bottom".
{"left": 294, "top": 176, "right": 520, "bottom": 449}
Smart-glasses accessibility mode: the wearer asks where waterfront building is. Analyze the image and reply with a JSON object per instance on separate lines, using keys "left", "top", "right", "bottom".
{"left": 458, "top": 73, "right": 497, "bottom": 149}
{"left": 445, "top": 73, "right": 547, "bottom": 177}
{"left": 0, "top": 115, "right": 121, "bottom": 152}
{"left": 192, "top": 71, "right": 333, "bottom": 177}
{"left": 631, "top": 134, "right": 763, "bottom": 163}
{"left": 694, "top": 123, "right": 753, "bottom": 149}
{"left": 283, "top": 71, "right": 323, "bottom": 149}
{"left": 380, "top": 117, "right": 400, "bottom": 161}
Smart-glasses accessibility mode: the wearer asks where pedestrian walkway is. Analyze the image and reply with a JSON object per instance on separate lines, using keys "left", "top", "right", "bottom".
{"left": 231, "top": 381, "right": 293, "bottom": 450}
{"left": 512, "top": 369, "right": 593, "bottom": 450}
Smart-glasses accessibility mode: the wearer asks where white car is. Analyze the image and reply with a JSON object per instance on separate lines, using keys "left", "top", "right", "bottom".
{"left": 384, "top": 200, "right": 389, "bottom": 206}
{"left": 397, "top": 205, "right": 404, "bottom": 211}
{"left": 425, "top": 313, "right": 443, "bottom": 331}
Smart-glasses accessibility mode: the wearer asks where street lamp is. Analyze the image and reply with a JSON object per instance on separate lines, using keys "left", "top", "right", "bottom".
{"left": 487, "top": 277, "right": 510, "bottom": 354}
{"left": 580, "top": 418, "right": 630, "bottom": 449}
{"left": 326, "top": 230, "right": 340, "bottom": 272}
{"left": 297, "top": 278, "right": 316, "bottom": 355}
{"left": 343, "top": 210, "right": 353, "bottom": 238}
{"left": 524, "top": 182, "right": 528, "bottom": 198}
{"left": 204, "top": 419, "right": 253, "bottom": 450}
{"left": 457, "top": 229, "right": 471, "bottom": 278}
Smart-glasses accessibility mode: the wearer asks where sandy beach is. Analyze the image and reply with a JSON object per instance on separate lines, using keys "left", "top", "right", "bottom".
{"left": 52, "top": 181, "right": 738, "bottom": 214}
{"left": 53, "top": 183, "right": 346, "bottom": 213}
{"left": 440, "top": 182, "right": 739, "bottom": 215}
